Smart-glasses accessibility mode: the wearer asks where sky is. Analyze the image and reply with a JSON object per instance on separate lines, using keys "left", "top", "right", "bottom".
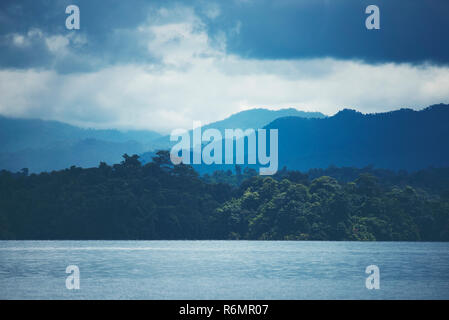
{"left": 0, "top": 0, "right": 448, "bottom": 133}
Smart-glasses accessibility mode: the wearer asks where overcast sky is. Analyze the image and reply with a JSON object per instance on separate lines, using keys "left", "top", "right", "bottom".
{"left": 1, "top": 0, "right": 448, "bottom": 133}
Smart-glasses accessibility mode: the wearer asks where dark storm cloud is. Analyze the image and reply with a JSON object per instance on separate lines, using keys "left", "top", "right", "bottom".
{"left": 0, "top": 0, "right": 448, "bottom": 73}
{"left": 1, "top": 1, "right": 448, "bottom": 131}
{"left": 209, "top": 0, "right": 449, "bottom": 65}
{"left": 0, "top": 0, "right": 159, "bottom": 72}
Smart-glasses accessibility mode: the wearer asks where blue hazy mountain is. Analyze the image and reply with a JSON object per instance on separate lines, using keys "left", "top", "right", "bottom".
{"left": 144, "top": 104, "right": 449, "bottom": 173}
{"left": 266, "top": 104, "right": 449, "bottom": 171}
{"left": 146, "top": 108, "right": 326, "bottom": 155}
{"left": 0, "top": 116, "right": 161, "bottom": 172}
{"left": 3, "top": 105, "right": 448, "bottom": 173}
{"left": 200, "top": 108, "right": 326, "bottom": 131}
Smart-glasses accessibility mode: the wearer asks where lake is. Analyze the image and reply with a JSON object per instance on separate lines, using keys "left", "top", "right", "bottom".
{"left": 0, "top": 241, "right": 448, "bottom": 299}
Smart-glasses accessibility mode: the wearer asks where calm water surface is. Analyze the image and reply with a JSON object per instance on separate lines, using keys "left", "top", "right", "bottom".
{"left": 0, "top": 241, "right": 448, "bottom": 299}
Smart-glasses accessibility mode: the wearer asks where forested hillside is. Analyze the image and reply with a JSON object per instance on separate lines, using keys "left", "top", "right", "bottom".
{"left": 268, "top": 104, "right": 449, "bottom": 171}
{"left": 1, "top": 152, "right": 448, "bottom": 241}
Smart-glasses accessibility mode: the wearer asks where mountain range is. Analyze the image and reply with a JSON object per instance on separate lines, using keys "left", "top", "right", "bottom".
{"left": 166, "top": 104, "right": 449, "bottom": 174}
{"left": 268, "top": 104, "right": 449, "bottom": 171}
{"left": 0, "top": 108, "right": 324, "bottom": 173}
{"left": 1, "top": 104, "right": 448, "bottom": 173}
{"left": 148, "top": 108, "right": 326, "bottom": 151}
{"left": 0, "top": 116, "right": 161, "bottom": 172}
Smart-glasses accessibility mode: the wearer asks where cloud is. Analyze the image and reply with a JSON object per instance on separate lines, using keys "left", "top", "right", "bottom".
{"left": 202, "top": 3, "right": 221, "bottom": 19}
{"left": 12, "top": 34, "right": 26, "bottom": 47}
{"left": 1, "top": 59, "right": 448, "bottom": 134}
{"left": 0, "top": 5, "right": 448, "bottom": 134}
{"left": 7, "top": 28, "right": 43, "bottom": 48}
{"left": 1, "top": 26, "right": 93, "bottom": 72}
{"left": 45, "top": 35, "right": 70, "bottom": 54}
{"left": 3, "top": 0, "right": 449, "bottom": 69}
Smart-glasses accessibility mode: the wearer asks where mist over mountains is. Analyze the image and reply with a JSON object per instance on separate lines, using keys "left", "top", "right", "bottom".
{"left": 0, "top": 108, "right": 323, "bottom": 173}
{"left": 162, "top": 104, "right": 449, "bottom": 174}
{"left": 149, "top": 108, "right": 326, "bottom": 150}
{"left": 0, "top": 104, "right": 448, "bottom": 173}
{"left": 0, "top": 116, "right": 161, "bottom": 172}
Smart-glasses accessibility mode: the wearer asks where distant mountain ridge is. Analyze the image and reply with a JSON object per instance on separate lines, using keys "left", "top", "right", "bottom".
{"left": 0, "top": 108, "right": 323, "bottom": 173}
{"left": 201, "top": 108, "right": 326, "bottom": 131}
{"left": 267, "top": 103, "right": 449, "bottom": 171}
{"left": 164, "top": 103, "right": 449, "bottom": 174}
{"left": 0, "top": 116, "right": 161, "bottom": 172}
{"left": 149, "top": 108, "right": 326, "bottom": 150}
{"left": 2, "top": 105, "right": 448, "bottom": 173}
{"left": 0, "top": 116, "right": 161, "bottom": 152}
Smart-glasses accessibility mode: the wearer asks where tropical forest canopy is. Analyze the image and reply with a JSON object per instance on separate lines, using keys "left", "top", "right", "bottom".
{"left": 1, "top": 152, "right": 448, "bottom": 241}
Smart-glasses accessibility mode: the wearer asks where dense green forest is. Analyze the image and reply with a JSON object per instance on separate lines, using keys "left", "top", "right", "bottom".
{"left": 1, "top": 151, "right": 449, "bottom": 241}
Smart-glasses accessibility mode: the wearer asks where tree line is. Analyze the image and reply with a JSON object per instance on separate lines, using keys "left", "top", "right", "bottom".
{"left": 0, "top": 152, "right": 448, "bottom": 241}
